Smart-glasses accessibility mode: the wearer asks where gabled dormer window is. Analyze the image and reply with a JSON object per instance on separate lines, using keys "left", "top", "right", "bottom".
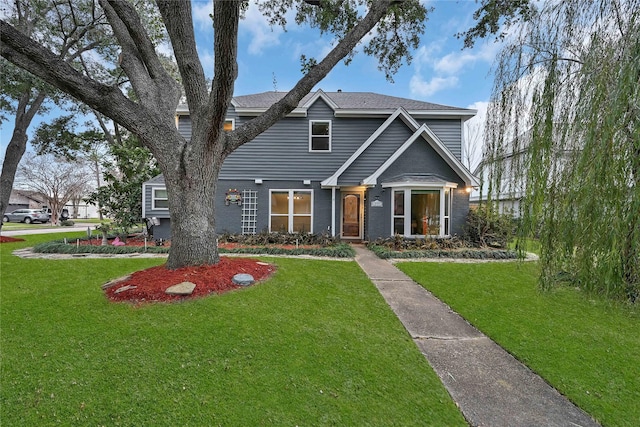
{"left": 309, "top": 120, "right": 331, "bottom": 152}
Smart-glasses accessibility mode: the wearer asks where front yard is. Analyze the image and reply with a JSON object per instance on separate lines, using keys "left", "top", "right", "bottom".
{"left": 0, "top": 233, "right": 464, "bottom": 426}
{"left": 1, "top": 232, "right": 638, "bottom": 426}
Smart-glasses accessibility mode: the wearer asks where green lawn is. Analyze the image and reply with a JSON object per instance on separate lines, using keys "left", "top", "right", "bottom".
{"left": 1, "top": 233, "right": 465, "bottom": 426}
{"left": 397, "top": 261, "right": 640, "bottom": 427}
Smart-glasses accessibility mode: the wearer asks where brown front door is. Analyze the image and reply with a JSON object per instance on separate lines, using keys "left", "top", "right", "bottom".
{"left": 342, "top": 193, "right": 361, "bottom": 238}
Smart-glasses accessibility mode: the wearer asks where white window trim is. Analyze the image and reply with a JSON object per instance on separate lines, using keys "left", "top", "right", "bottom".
{"left": 269, "top": 189, "right": 314, "bottom": 233}
{"left": 309, "top": 120, "right": 332, "bottom": 152}
{"left": 224, "top": 118, "right": 235, "bottom": 131}
{"left": 389, "top": 185, "right": 455, "bottom": 237}
{"left": 152, "top": 187, "right": 169, "bottom": 210}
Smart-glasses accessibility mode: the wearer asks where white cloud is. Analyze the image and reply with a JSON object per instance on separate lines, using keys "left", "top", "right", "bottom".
{"left": 240, "top": 4, "right": 289, "bottom": 55}
{"left": 409, "top": 75, "right": 458, "bottom": 97}
{"left": 434, "top": 41, "right": 500, "bottom": 75}
{"left": 192, "top": 1, "right": 214, "bottom": 33}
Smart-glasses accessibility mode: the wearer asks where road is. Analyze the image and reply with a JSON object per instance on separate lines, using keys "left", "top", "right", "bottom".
{"left": 1, "top": 223, "right": 97, "bottom": 237}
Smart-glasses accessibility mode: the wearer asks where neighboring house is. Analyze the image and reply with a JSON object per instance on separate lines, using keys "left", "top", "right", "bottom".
{"left": 143, "top": 90, "right": 479, "bottom": 241}
{"left": 469, "top": 128, "right": 574, "bottom": 217}
{"left": 7, "top": 189, "right": 47, "bottom": 211}
{"left": 469, "top": 147, "right": 528, "bottom": 217}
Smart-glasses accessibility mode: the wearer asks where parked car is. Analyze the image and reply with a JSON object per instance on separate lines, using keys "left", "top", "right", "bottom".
{"left": 2, "top": 209, "right": 50, "bottom": 224}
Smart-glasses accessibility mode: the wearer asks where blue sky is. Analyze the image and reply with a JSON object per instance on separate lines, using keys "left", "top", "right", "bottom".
{"left": 1, "top": 0, "right": 499, "bottom": 166}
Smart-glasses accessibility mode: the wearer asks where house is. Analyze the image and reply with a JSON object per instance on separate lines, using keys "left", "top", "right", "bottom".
{"left": 7, "top": 189, "right": 47, "bottom": 211}
{"left": 469, "top": 147, "right": 528, "bottom": 217}
{"left": 469, "top": 127, "right": 574, "bottom": 217}
{"left": 142, "top": 90, "right": 479, "bottom": 241}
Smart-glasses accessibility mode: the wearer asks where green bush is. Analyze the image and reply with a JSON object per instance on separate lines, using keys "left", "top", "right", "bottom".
{"left": 218, "top": 230, "right": 339, "bottom": 246}
{"left": 463, "top": 206, "right": 514, "bottom": 248}
{"left": 367, "top": 244, "right": 517, "bottom": 260}
{"left": 59, "top": 220, "right": 75, "bottom": 227}
{"left": 32, "top": 236, "right": 355, "bottom": 258}
{"left": 369, "top": 235, "right": 470, "bottom": 251}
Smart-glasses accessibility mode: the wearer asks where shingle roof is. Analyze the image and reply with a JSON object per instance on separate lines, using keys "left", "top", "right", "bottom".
{"left": 232, "top": 91, "right": 468, "bottom": 111}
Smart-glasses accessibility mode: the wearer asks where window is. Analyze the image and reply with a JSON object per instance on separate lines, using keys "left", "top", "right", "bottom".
{"left": 309, "top": 120, "right": 331, "bottom": 152}
{"left": 391, "top": 187, "right": 453, "bottom": 236}
{"left": 270, "top": 190, "right": 313, "bottom": 233}
{"left": 224, "top": 119, "right": 235, "bottom": 131}
{"left": 152, "top": 188, "right": 169, "bottom": 210}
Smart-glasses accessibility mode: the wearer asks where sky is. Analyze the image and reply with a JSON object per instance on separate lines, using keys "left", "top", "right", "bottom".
{"left": 1, "top": 0, "right": 501, "bottom": 169}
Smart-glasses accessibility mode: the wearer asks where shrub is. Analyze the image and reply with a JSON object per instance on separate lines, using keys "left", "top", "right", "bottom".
{"left": 217, "top": 230, "right": 340, "bottom": 247}
{"left": 463, "top": 206, "right": 514, "bottom": 249}
{"left": 369, "top": 235, "right": 471, "bottom": 251}
{"left": 59, "top": 220, "right": 75, "bottom": 227}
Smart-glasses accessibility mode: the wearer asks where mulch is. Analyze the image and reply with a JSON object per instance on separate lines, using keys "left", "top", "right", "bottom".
{"left": 2, "top": 234, "right": 277, "bottom": 306}
{"left": 104, "top": 257, "right": 275, "bottom": 305}
{"left": 0, "top": 236, "right": 25, "bottom": 243}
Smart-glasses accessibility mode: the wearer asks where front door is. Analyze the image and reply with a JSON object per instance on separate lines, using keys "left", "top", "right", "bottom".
{"left": 341, "top": 192, "right": 362, "bottom": 239}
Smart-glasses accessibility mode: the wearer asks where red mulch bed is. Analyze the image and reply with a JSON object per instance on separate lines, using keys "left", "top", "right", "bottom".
{"left": 0, "top": 236, "right": 25, "bottom": 243}
{"left": 104, "top": 257, "right": 275, "bottom": 305}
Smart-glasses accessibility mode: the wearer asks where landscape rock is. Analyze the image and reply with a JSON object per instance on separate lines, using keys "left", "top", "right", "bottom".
{"left": 114, "top": 285, "right": 137, "bottom": 294}
{"left": 232, "top": 273, "right": 254, "bottom": 286}
{"left": 102, "top": 275, "right": 132, "bottom": 290}
{"left": 165, "top": 281, "right": 196, "bottom": 295}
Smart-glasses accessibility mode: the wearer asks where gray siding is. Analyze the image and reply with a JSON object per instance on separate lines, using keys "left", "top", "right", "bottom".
{"left": 177, "top": 102, "right": 465, "bottom": 182}
{"left": 220, "top": 100, "right": 387, "bottom": 180}
{"left": 423, "top": 119, "right": 462, "bottom": 160}
{"left": 143, "top": 183, "right": 169, "bottom": 218}
{"left": 379, "top": 138, "right": 463, "bottom": 183}
{"left": 338, "top": 119, "right": 414, "bottom": 186}
{"left": 373, "top": 140, "right": 469, "bottom": 237}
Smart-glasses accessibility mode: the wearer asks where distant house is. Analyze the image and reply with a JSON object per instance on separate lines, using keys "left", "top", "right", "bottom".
{"left": 7, "top": 189, "right": 47, "bottom": 211}
{"left": 469, "top": 147, "right": 528, "bottom": 217}
{"left": 143, "top": 90, "right": 479, "bottom": 241}
{"left": 469, "top": 127, "right": 574, "bottom": 217}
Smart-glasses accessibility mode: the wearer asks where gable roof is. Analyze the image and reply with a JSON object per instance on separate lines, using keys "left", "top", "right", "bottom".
{"left": 322, "top": 107, "right": 478, "bottom": 188}
{"left": 177, "top": 90, "right": 476, "bottom": 119}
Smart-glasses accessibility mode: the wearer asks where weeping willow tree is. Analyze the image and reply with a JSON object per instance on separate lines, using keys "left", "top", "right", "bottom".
{"left": 484, "top": 0, "right": 640, "bottom": 301}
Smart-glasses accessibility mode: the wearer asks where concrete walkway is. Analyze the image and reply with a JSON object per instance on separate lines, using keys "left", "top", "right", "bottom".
{"left": 353, "top": 245, "right": 599, "bottom": 427}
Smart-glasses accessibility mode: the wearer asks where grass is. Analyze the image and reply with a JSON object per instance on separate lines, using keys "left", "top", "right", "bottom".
{"left": 397, "top": 261, "right": 640, "bottom": 427}
{"left": 1, "top": 233, "right": 466, "bottom": 426}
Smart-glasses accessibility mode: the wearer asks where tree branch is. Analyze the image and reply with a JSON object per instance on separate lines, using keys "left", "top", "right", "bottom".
{"left": 0, "top": 19, "right": 167, "bottom": 141}
{"left": 156, "top": 0, "right": 207, "bottom": 112}
{"left": 207, "top": 0, "right": 241, "bottom": 151}
{"left": 227, "top": 0, "right": 395, "bottom": 153}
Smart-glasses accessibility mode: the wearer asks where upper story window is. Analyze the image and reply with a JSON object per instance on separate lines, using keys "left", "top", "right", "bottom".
{"left": 224, "top": 119, "right": 235, "bottom": 131}
{"left": 309, "top": 120, "right": 331, "bottom": 152}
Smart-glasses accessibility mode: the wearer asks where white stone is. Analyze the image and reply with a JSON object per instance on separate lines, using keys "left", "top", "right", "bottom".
{"left": 165, "top": 281, "right": 196, "bottom": 295}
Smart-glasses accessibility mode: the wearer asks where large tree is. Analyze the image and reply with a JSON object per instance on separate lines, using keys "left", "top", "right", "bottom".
{"left": 1, "top": 0, "right": 430, "bottom": 269}
{"left": 481, "top": 0, "right": 640, "bottom": 301}
{"left": 0, "top": 0, "right": 113, "bottom": 231}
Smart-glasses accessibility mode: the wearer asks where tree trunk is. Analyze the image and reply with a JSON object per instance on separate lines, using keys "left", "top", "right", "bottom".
{"left": 163, "top": 154, "right": 221, "bottom": 269}
{"left": 0, "top": 91, "right": 45, "bottom": 231}
{"left": 0, "top": 129, "right": 28, "bottom": 232}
